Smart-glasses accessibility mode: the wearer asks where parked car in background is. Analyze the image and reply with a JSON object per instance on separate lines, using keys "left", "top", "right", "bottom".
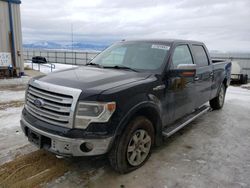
{"left": 32, "top": 56, "right": 47, "bottom": 64}
{"left": 21, "top": 39, "right": 231, "bottom": 173}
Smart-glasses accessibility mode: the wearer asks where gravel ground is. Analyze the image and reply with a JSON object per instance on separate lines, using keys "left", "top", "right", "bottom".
{"left": 0, "top": 85, "right": 249, "bottom": 188}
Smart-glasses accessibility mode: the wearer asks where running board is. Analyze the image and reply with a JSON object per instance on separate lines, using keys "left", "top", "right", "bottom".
{"left": 162, "top": 105, "right": 210, "bottom": 137}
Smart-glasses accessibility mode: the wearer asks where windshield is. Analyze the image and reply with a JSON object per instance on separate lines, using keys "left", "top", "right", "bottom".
{"left": 90, "top": 42, "right": 170, "bottom": 71}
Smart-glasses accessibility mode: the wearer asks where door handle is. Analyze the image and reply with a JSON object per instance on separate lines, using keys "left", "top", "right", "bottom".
{"left": 194, "top": 76, "right": 199, "bottom": 81}
{"left": 209, "top": 72, "right": 214, "bottom": 77}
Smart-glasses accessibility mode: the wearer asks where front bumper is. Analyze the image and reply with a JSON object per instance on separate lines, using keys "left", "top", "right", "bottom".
{"left": 20, "top": 115, "right": 113, "bottom": 156}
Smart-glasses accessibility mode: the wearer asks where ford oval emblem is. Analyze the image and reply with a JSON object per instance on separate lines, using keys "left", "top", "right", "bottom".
{"left": 34, "top": 98, "right": 45, "bottom": 108}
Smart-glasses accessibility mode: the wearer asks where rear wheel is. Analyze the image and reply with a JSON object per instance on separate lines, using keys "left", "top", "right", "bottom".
{"left": 243, "top": 75, "right": 248, "bottom": 84}
{"left": 108, "top": 116, "right": 154, "bottom": 173}
{"left": 209, "top": 84, "right": 226, "bottom": 110}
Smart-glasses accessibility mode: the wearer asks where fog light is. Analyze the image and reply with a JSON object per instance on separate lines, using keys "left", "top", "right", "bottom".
{"left": 80, "top": 142, "right": 94, "bottom": 152}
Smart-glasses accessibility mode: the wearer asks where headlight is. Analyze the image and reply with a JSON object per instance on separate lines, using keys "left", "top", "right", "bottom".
{"left": 74, "top": 101, "right": 116, "bottom": 129}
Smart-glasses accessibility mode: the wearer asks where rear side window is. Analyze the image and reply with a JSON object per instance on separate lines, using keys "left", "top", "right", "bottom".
{"left": 192, "top": 45, "right": 209, "bottom": 67}
{"left": 172, "top": 45, "right": 193, "bottom": 68}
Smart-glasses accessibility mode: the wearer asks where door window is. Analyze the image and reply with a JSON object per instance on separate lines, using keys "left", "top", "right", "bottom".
{"left": 192, "top": 45, "right": 209, "bottom": 67}
{"left": 172, "top": 45, "right": 193, "bottom": 68}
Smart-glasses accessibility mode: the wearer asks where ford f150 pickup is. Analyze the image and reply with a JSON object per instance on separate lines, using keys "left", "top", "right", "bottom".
{"left": 20, "top": 39, "right": 231, "bottom": 173}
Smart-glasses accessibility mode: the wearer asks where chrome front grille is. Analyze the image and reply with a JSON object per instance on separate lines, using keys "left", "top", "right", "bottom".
{"left": 25, "top": 79, "right": 82, "bottom": 128}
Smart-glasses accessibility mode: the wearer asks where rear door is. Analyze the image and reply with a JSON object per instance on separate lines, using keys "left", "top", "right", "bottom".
{"left": 191, "top": 45, "right": 213, "bottom": 108}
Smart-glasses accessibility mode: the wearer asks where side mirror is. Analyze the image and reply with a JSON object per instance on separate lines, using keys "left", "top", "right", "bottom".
{"left": 170, "top": 64, "right": 197, "bottom": 77}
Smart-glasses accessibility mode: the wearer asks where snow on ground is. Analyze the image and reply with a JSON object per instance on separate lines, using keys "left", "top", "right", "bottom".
{"left": 241, "top": 82, "right": 250, "bottom": 89}
{"left": 0, "top": 82, "right": 30, "bottom": 164}
{"left": 0, "top": 107, "right": 23, "bottom": 129}
{"left": 226, "top": 85, "right": 250, "bottom": 102}
{"left": 0, "top": 90, "right": 25, "bottom": 103}
{"left": 24, "top": 62, "right": 78, "bottom": 74}
{"left": 0, "top": 76, "right": 30, "bottom": 86}
{"left": 0, "top": 88, "right": 25, "bottom": 129}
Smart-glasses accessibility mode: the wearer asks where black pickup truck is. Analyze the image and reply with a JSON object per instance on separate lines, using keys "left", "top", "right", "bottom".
{"left": 21, "top": 39, "right": 231, "bottom": 173}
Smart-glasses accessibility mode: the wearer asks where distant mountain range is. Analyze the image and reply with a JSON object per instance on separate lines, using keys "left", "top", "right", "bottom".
{"left": 23, "top": 41, "right": 108, "bottom": 51}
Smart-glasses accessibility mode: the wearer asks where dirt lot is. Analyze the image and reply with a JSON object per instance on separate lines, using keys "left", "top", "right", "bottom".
{"left": 0, "top": 150, "right": 70, "bottom": 188}
{"left": 0, "top": 82, "right": 249, "bottom": 188}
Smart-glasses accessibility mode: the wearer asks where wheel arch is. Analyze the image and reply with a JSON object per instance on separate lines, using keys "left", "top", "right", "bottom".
{"left": 223, "top": 78, "right": 229, "bottom": 89}
{"left": 215, "top": 78, "right": 228, "bottom": 97}
{"left": 114, "top": 102, "right": 163, "bottom": 147}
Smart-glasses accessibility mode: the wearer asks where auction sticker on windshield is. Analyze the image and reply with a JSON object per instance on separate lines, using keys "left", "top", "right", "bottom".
{"left": 151, "top": 44, "right": 170, "bottom": 50}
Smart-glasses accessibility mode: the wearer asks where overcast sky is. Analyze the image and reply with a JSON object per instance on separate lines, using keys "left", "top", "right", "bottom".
{"left": 21, "top": 0, "right": 250, "bottom": 52}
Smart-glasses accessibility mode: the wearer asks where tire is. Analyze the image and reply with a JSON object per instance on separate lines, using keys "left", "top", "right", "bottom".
{"left": 108, "top": 116, "right": 155, "bottom": 174}
{"left": 240, "top": 74, "right": 244, "bottom": 84}
{"left": 209, "top": 84, "right": 226, "bottom": 110}
{"left": 243, "top": 75, "right": 248, "bottom": 84}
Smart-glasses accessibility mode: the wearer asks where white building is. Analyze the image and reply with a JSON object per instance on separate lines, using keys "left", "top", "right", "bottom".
{"left": 0, "top": 0, "right": 23, "bottom": 77}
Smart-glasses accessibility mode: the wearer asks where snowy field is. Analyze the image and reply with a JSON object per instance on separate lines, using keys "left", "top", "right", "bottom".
{"left": 0, "top": 76, "right": 30, "bottom": 86}
{"left": 0, "top": 90, "right": 25, "bottom": 103}
{"left": 24, "top": 61, "right": 78, "bottom": 74}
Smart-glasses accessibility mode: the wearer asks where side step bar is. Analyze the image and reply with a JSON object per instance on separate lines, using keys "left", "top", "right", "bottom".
{"left": 162, "top": 105, "right": 210, "bottom": 137}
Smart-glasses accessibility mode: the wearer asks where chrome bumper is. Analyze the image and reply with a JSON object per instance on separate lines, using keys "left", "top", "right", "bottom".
{"left": 20, "top": 116, "right": 113, "bottom": 156}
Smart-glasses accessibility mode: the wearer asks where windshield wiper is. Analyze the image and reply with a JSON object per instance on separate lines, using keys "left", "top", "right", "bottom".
{"left": 86, "top": 62, "right": 103, "bottom": 68}
{"left": 103, "top": 65, "right": 138, "bottom": 72}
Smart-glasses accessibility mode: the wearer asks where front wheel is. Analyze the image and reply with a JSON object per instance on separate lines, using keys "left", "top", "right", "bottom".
{"left": 108, "top": 116, "right": 154, "bottom": 173}
{"left": 209, "top": 84, "right": 226, "bottom": 110}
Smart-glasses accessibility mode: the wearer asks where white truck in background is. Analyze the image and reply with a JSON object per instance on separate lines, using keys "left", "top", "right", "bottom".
{"left": 231, "top": 61, "right": 248, "bottom": 84}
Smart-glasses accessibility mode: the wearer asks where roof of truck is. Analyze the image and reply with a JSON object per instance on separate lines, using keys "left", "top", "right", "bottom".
{"left": 122, "top": 39, "right": 204, "bottom": 45}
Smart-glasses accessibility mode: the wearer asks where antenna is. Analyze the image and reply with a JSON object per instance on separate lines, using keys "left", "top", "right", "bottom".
{"left": 71, "top": 23, "right": 74, "bottom": 66}
{"left": 71, "top": 23, "right": 74, "bottom": 53}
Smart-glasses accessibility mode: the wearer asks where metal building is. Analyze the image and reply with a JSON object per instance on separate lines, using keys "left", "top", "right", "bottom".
{"left": 0, "top": 0, "right": 23, "bottom": 77}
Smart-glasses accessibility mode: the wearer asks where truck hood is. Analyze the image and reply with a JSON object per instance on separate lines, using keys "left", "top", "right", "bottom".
{"left": 37, "top": 66, "right": 151, "bottom": 94}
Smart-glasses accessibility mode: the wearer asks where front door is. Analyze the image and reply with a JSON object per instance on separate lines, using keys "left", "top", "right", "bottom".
{"left": 165, "top": 44, "right": 197, "bottom": 124}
